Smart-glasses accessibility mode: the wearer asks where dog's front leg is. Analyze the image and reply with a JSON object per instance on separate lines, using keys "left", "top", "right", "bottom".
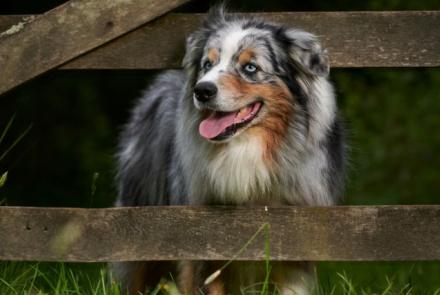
{"left": 178, "top": 261, "right": 225, "bottom": 295}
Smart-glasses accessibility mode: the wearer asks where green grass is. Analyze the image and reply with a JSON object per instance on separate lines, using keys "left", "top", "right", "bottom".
{"left": 0, "top": 262, "right": 121, "bottom": 295}
{"left": 316, "top": 262, "right": 440, "bottom": 295}
{"left": 1, "top": 262, "right": 439, "bottom": 295}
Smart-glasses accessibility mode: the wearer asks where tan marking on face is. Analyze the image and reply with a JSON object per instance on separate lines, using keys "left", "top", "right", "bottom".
{"left": 219, "top": 74, "right": 294, "bottom": 164}
{"left": 207, "top": 48, "right": 219, "bottom": 63}
{"left": 238, "top": 48, "right": 255, "bottom": 65}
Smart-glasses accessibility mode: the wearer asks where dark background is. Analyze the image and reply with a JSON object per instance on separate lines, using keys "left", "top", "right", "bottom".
{"left": 0, "top": 0, "right": 439, "bottom": 208}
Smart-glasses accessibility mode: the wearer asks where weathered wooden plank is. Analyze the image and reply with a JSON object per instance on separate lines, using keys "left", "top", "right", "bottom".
{"left": 1, "top": 11, "right": 438, "bottom": 72}
{"left": 0, "top": 15, "right": 23, "bottom": 32}
{"left": 0, "top": 206, "right": 439, "bottom": 262}
{"left": 0, "top": 0, "right": 189, "bottom": 95}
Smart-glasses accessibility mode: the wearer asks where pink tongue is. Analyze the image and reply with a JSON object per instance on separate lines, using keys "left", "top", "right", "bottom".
{"left": 199, "top": 112, "right": 237, "bottom": 139}
{"left": 199, "top": 103, "right": 259, "bottom": 139}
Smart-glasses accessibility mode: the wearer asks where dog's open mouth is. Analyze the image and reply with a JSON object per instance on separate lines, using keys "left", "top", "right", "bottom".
{"left": 199, "top": 102, "right": 262, "bottom": 141}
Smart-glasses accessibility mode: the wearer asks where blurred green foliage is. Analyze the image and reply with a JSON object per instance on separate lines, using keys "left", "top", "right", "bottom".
{"left": 338, "top": 69, "right": 440, "bottom": 205}
{"left": 317, "top": 261, "right": 440, "bottom": 293}
{"left": 0, "top": 71, "right": 148, "bottom": 206}
{"left": 0, "top": 0, "right": 439, "bottom": 208}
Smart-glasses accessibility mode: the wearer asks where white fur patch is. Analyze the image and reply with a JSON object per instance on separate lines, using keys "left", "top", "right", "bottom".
{"left": 308, "top": 77, "right": 336, "bottom": 143}
{"left": 206, "top": 134, "right": 272, "bottom": 203}
{"left": 199, "top": 26, "right": 250, "bottom": 84}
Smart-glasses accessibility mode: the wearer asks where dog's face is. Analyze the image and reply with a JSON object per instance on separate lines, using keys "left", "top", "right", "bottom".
{"left": 184, "top": 10, "right": 330, "bottom": 146}
{"left": 194, "top": 27, "right": 290, "bottom": 143}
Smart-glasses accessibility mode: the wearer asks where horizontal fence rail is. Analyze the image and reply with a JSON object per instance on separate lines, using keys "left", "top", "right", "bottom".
{"left": 0, "top": 0, "right": 189, "bottom": 95}
{"left": 1, "top": 11, "right": 439, "bottom": 73}
{"left": 1, "top": 205, "right": 439, "bottom": 262}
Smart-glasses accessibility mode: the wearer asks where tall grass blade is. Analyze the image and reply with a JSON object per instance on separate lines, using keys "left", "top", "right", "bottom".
{"left": 0, "top": 276, "right": 18, "bottom": 294}
{"left": 203, "top": 222, "right": 269, "bottom": 287}
{"left": 0, "top": 123, "right": 33, "bottom": 162}
{"left": 0, "top": 114, "right": 16, "bottom": 146}
{"left": 0, "top": 171, "right": 7, "bottom": 188}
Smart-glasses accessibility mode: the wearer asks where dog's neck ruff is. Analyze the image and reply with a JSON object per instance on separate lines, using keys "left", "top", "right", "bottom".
{"left": 203, "top": 133, "right": 274, "bottom": 204}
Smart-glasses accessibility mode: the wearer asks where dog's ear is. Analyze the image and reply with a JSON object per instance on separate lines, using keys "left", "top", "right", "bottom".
{"left": 182, "top": 33, "right": 197, "bottom": 67}
{"left": 284, "top": 29, "right": 329, "bottom": 77}
{"left": 182, "top": 31, "right": 204, "bottom": 78}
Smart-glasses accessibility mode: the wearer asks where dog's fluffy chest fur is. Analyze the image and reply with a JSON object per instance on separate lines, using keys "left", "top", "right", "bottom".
{"left": 190, "top": 135, "right": 274, "bottom": 204}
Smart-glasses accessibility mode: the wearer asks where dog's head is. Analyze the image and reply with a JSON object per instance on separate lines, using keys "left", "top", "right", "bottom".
{"left": 183, "top": 8, "right": 330, "bottom": 146}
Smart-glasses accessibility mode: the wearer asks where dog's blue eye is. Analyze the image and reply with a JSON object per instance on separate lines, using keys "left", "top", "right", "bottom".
{"left": 243, "top": 63, "right": 258, "bottom": 73}
{"left": 203, "top": 61, "right": 213, "bottom": 71}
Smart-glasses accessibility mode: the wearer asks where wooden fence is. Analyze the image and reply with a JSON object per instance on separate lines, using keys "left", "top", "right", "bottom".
{"left": 1, "top": 206, "right": 440, "bottom": 262}
{"left": 0, "top": 0, "right": 439, "bottom": 263}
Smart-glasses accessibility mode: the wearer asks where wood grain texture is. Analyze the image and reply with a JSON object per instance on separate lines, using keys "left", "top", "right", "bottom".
{"left": 1, "top": 11, "right": 438, "bottom": 72}
{"left": 0, "top": 0, "right": 189, "bottom": 95}
{"left": 0, "top": 206, "right": 439, "bottom": 262}
{"left": 0, "top": 15, "right": 23, "bottom": 32}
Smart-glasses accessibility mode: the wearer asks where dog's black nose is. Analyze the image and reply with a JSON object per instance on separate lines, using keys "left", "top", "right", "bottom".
{"left": 194, "top": 82, "right": 217, "bottom": 102}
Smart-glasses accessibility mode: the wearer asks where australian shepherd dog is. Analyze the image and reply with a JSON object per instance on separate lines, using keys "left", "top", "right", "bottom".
{"left": 114, "top": 7, "right": 346, "bottom": 295}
